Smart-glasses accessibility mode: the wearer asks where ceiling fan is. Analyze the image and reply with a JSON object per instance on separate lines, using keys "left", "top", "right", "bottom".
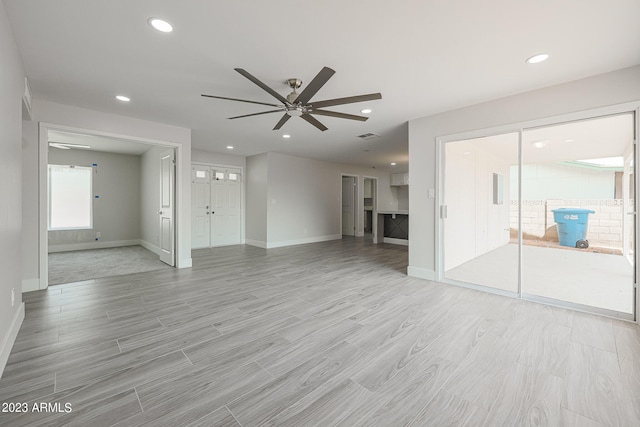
{"left": 48, "top": 142, "right": 91, "bottom": 150}
{"left": 201, "top": 67, "right": 382, "bottom": 131}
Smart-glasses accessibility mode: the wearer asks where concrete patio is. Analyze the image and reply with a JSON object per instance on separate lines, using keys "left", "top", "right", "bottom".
{"left": 446, "top": 243, "right": 634, "bottom": 314}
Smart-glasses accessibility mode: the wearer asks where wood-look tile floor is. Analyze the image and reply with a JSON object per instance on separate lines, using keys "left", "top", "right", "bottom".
{"left": 1, "top": 238, "right": 639, "bottom": 426}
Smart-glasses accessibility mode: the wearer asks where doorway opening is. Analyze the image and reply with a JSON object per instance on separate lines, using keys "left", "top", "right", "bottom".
{"left": 42, "top": 127, "right": 179, "bottom": 288}
{"left": 363, "top": 177, "right": 378, "bottom": 243}
{"left": 439, "top": 112, "right": 637, "bottom": 320}
{"left": 341, "top": 175, "right": 358, "bottom": 237}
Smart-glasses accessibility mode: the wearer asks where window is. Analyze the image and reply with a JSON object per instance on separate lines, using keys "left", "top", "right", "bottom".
{"left": 48, "top": 165, "right": 93, "bottom": 230}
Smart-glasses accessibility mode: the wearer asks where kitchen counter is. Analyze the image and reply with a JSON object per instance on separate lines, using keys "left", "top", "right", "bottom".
{"left": 377, "top": 210, "right": 409, "bottom": 215}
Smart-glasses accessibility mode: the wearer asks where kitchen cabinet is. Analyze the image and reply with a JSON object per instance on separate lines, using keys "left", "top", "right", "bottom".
{"left": 390, "top": 173, "right": 409, "bottom": 186}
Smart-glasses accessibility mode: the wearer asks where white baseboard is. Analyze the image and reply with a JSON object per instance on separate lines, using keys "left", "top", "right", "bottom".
{"left": 48, "top": 239, "right": 141, "bottom": 253}
{"left": 407, "top": 266, "right": 436, "bottom": 281}
{"left": 177, "top": 257, "right": 192, "bottom": 269}
{"left": 266, "top": 234, "right": 342, "bottom": 249}
{"left": 139, "top": 240, "right": 161, "bottom": 256}
{"left": 383, "top": 237, "right": 409, "bottom": 246}
{"left": 22, "top": 278, "right": 41, "bottom": 292}
{"left": 245, "top": 239, "right": 267, "bottom": 249}
{"left": 0, "top": 303, "right": 25, "bottom": 379}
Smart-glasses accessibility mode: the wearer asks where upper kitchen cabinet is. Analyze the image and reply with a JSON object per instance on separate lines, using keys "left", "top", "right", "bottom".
{"left": 390, "top": 173, "right": 409, "bottom": 186}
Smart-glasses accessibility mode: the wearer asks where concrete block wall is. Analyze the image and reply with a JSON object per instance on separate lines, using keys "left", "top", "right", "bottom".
{"left": 510, "top": 199, "right": 629, "bottom": 249}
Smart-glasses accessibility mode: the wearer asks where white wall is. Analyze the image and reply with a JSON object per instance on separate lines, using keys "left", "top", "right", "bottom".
{"left": 408, "top": 65, "right": 640, "bottom": 280}
{"left": 513, "top": 163, "right": 616, "bottom": 200}
{"left": 21, "top": 99, "right": 192, "bottom": 291}
{"left": 0, "top": 0, "right": 25, "bottom": 377}
{"left": 48, "top": 149, "right": 141, "bottom": 251}
{"left": 444, "top": 140, "right": 511, "bottom": 270}
{"left": 396, "top": 186, "right": 409, "bottom": 211}
{"left": 246, "top": 151, "right": 399, "bottom": 248}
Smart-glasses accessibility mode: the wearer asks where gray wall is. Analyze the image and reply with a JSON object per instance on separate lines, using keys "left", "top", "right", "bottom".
{"left": 0, "top": 0, "right": 25, "bottom": 375}
{"left": 192, "top": 149, "right": 246, "bottom": 168}
{"left": 48, "top": 149, "right": 141, "bottom": 250}
{"left": 408, "top": 65, "right": 640, "bottom": 280}
{"left": 246, "top": 151, "right": 399, "bottom": 248}
{"left": 246, "top": 153, "right": 268, "bottom": 244}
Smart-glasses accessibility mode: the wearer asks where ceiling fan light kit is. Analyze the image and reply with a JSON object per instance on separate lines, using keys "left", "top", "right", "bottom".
{"left": 202, "top": 66, "right": 381, "bottom": 131}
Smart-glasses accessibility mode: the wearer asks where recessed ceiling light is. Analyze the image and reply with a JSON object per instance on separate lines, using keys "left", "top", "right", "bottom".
{"left": 532, "top": 140, "right": 549, "bottom": 149}
{"left": 282, "top": 134, "right": 291, "bottom": 139}
{"left": 115, "top": 95, "right": 130, "bottom": 102}
{"left": 390, "top": 162, "right": 397, "bottom": 166}
{"left": 361, "top": 108, "right": 372, "bottom": 114}
{"left": 148, "top": 18, "right": 173, "bottom": 33}
{"left": 526, "top": 53, "right": 549, "bottom": 64}
{"left": 564, "top": 139, "right": 574, "bottom": 143}
{"left": 226, "top": 145, "right": 234, "bottom": 150}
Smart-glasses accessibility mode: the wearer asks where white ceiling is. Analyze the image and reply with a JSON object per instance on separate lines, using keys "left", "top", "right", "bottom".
{"left": 5, "top": 1, "right": 640, "bottom": 171}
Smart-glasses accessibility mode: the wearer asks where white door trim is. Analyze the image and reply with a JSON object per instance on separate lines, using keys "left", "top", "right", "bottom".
{"left": 38, "top": 122, "right": 186, "bottom": 290}
{"left": 191, "top": 162, "right": 245, "bottom": 246}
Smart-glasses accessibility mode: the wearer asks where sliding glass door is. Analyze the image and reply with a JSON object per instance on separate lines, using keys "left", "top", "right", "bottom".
{"left": 519, "top": 114, "right": 635, "bottom": 316}
{"left": 442, "top": 132, "right": 520, "bottom": 295}
{"left": 440, "top": 112, "right": 636, "bottom": 319}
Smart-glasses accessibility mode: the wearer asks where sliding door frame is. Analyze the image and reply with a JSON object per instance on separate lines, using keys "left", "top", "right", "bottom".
{"left": 436, "top": 101, "right": 640, "bottom": 322}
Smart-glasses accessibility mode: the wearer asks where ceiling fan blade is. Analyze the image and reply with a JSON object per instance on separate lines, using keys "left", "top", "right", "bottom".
{"left": 310, "top": 93, "right": 382, "bottom": 109}
{"left": 235, "top": 68, "right": 291, "bottom": 106}
{"left": 294, "top": 67, "right": 335, "bottom": 105}
{"left": 301, "top": 113, "right": 328, "bottom": 131}
{"left": 228, "top": 109, "right": 283, "bottom": 120}
{"left": 309, "top": 109, "right": 369, "bottom": 122}
{"left": 273, "top": 114, "right": 291, "bottom": 130}
{"left": 201, "top": 94, "right": 280, "bottom": 108}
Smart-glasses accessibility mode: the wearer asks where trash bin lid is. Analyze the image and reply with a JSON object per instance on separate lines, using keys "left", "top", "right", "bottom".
{"left": 551, "top": 208, "right": 595, "bottom": 214}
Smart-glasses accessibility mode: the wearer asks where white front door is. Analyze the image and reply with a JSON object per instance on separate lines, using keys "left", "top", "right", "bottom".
{"left": 191, "top": 165, "right": 211, "bottom": 249}
{"left": 191, "top": 165, "right": 242, "bottom": 248}
{"left": 159, "top": 149, "right": 175, "bottom": 266}
{"left": 342, "top": 176, "right": 356, "bottom": 236}
{"left": 211, "top": 168, "right": 242, "bottom": 246}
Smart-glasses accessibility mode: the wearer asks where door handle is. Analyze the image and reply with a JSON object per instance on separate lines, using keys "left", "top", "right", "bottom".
{"left": 158, "top": 210, "right": 163, "bottom": 215}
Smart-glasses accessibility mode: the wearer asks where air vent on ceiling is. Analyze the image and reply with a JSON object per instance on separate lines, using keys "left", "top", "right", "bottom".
{"left": 357, "top": 132, "right": 380, "bottom": 140}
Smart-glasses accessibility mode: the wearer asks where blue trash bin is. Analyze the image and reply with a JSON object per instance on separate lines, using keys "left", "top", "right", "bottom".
{"left": 551, "top": 208, "right": 595, "bottom": 248}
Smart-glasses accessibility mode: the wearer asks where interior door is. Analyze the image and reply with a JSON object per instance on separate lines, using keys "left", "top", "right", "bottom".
{"left": 342, "top": 176, "right": 356, "bottom": 236}
{"left": 211, "top": 168, "right": 242, "bottom": 246}
{"left": 191, "top": 165, "right": 210, "bottom": 249}
{"left": 159, "top": 149, "right": 175, "bottom": 266}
